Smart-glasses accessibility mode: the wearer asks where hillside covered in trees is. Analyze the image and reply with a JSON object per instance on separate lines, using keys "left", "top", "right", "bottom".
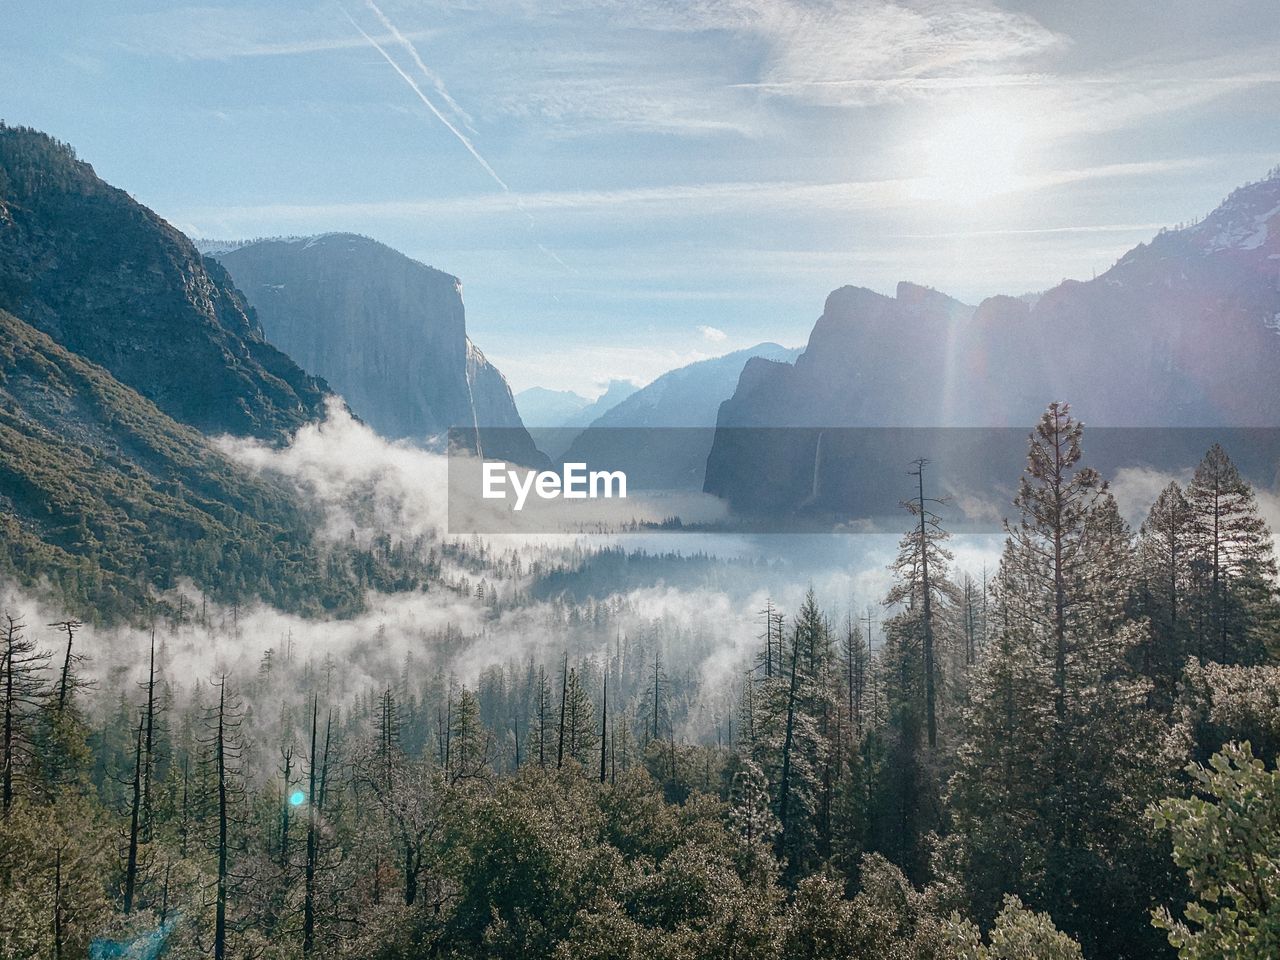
{"left": 4, "top": 405, "right": 1279, "bottom": 960}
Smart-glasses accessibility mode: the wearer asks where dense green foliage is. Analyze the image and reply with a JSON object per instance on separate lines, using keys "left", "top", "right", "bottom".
{"left": 1150, "top": 742, "right": 1280, "bottom": 959}
{"left": 0, "top": 308, "right": 428, "bottom": 621}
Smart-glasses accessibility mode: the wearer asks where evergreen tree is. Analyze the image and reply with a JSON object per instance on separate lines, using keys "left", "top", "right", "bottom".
{"left": 448, "top": 687, "right": 492, "bottom": 783}
{"left": 949, "top": 404, "right": 1174, "bottom": 958}
{"left": 885, "top": 458, "right": 958, "bottom": 748}
{"left": 1137, "top": 481, "right": 1193, "bottom": 701}
{"left": 1185, "top": 444, "right": 1280, "bottom": 665}
{"left": 729, "top": 758, "right": 779, "bottom": 877}
{"left": 1, "top": 615, "right": 49, "bottom": 815}
{"left": 561, "top": 668, "right": 597, "bottom": 769}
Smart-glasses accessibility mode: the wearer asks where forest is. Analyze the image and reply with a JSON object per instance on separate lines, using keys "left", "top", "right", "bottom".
{"left": 3, "top": 402, "right": 1280, "bottom": 960}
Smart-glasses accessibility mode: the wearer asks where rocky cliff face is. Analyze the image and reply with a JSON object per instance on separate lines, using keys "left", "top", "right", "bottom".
{"left": 0, "top": 125, "right": 330, "bottom": 441}
{"left": 466, "top": 341, "right": 547, "bottom": 464}
{"left": 213, "top": 234, "right": 544, "bottom": 465}
{"left": 706, "top": 171, "right": 1280, "bottom": 513}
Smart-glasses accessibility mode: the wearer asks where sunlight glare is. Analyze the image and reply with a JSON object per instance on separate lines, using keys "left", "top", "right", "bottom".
{"left": 911, "top": 104, "right": 1027, "bottom": 206}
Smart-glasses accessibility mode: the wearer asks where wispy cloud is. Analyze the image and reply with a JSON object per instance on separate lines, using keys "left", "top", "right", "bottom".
{"left": 720, "top": 0, "right": 1066, "bottom": 106}
{"left": 115, "top": 6, "right": 441, "bottom": 61}
{"left": 184, "top": 154, "right": 1218, "bottom": 227}
{"left": 698, "top": 324, "right": 728, "bottom": 342}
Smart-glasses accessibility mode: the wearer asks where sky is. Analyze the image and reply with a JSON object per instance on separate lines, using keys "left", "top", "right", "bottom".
{"left": 4, "top": 0, "right": 1279, "bottom": 396}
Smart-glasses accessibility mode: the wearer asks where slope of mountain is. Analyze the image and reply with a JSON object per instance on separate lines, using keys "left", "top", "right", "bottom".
{"left": 530, "top": 378, "right": 642, "bottom": 461}
{"left": 515, "top": 386, "right": 591, "bottom": 426}
{"left": 706, "top": 171, "right": 1280, "bottom": 514}
{"left": 583, "top": 343, "right": 798, "bottom": 430}
{"left": 561, "top": 343, "right": 800, "bottom": 488}
{"left": 211, "top": 233, "right": 545, "bottom": 465}
{"left": 0, "top": 125, "right": 330, "bottom": 442}
{"left": 566, "top": 379, "right": 642, "bottom": 428}
{"left": 0, "top": 308, "right": 397, "bottom": 621}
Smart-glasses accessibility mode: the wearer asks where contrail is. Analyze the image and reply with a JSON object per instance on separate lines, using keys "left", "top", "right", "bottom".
{"left": 343, "top": 9, "right": 511, "bottom": 193}
{"left": 362, "top": 0, "right": 475, "bottom": 132}
{"left": 343, "top": 5, "right": 573, "bottom": 272}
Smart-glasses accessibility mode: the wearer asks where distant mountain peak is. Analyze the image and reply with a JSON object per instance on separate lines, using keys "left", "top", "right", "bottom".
{"left": 558, "top": 341, "right": 801, "bottom": 487}
{"left": 592, "top": 378, "right": 642, "bottom": 403}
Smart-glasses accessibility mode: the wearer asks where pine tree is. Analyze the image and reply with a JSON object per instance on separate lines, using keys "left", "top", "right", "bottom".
{"left": 201, "top": 676, "right": 247, "bottom": 960}
{"left": 39, "top": 619, "right": 91, "bottom": 793}
{"left": 840, "top": 617, "right": 869, "bottom": 743}
{"left": 885, "top": 458, "right": 958, "bottom": 748}
{"left": 1185, "top": 444, "right": 1280, "bottom": 665}
{"left": 753, "top": 591, "right": 832, "bottom": 875}
{"left": 948, "top": 404, "right": 1173, "bottom": 957}
{"left": 561, "top": 668, "right": 597, "bottom": 768}
{"left": 2, "top": 614, "right": 49, "bottom": 815}
{"left": 729, "top": 759, "right": 779, "bottom": 876}
{"left": 530, "top": 665, "right": 552, "bottom": 768}
{"left": 448, "top": 688, "right": 491, "bottom": 783}
{"left": 1137, "top": 482, "right": 1193, "bottom": 700}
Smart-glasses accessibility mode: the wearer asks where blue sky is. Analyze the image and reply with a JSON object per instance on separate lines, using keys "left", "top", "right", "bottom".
{"left": 4, "top": 0, "right": 1279, "bottom": 395}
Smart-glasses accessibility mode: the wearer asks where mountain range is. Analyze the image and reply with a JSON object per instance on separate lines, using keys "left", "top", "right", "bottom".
{"left": 522, "top": 379, "right": 641, "bottom": 461}
{"left": 514, "top": 386, "right": 591, "bottom": 427}
{"left": 705, "top": 169, "right": 1280, "bottom": 514}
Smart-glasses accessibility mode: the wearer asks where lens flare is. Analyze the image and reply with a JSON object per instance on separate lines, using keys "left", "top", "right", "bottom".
{"left": 289, "top": 790, "right": 306, "bottom": 806}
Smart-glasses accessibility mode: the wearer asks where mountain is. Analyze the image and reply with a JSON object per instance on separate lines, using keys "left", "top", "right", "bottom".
{"left": 515, "top": 386, "right": 591, "bottom": 426}
{"left": 705, "top": 170, "right": 1280, "bottom": 515}
{"left": 565, "top": 379, "right": 642, "bottom": 428}
{"left": 0, "top": 307, "right": 404, "bottom": 621}
{"left": 561, "top": 342, "right": 800, "bottom": 488}
{"left": 210, "top": 234, "right": 545, "bottom": 466}
{"left": 530, "top": 378, "right": 642, "bottom": 460}
{"left": 579, "top": 343, "right": 798, "bottom": 431}
{"left": 0, "top": 125, "right": 330, "bottom": 442}
{"left": 0, "top": 127, "right": 429, "bottom": 619}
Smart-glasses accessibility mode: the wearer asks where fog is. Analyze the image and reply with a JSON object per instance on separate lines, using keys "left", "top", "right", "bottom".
{"left": 15, "top": 404, "right": 1268, "bottom": 742}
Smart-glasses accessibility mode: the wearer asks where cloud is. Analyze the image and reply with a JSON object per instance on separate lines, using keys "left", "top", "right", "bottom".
{"left": 697, "top": 324, "right": 728, "bottom": 342}
{"left": 355, "top": 0, "right": 1063, "bottom": 136}
{"left": 115, "top": 6, "right": 441, "bottom": 61}
{"left": 217, "top": 398, "right": 452, "bottom": 543}
{"left": 180, "top": 154, "right": 1221, "bottom": 231}
{"left": 725, "top": 0, "right": 1065, "bottom": 106}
